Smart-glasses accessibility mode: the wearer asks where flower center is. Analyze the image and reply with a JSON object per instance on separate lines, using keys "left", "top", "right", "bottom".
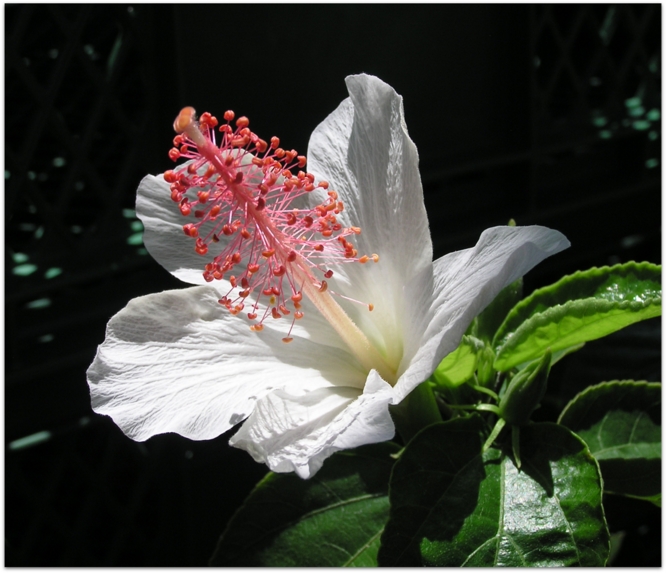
{"left": 166, "top": 107, "right": 397, "bottom": 384}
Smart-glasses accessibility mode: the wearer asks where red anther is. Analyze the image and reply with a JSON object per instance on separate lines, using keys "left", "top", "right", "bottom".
{"left": 248, "top": 263, "right": 260, "bottom": 273}
{"left": 172, "top": 134, "right": 184, "bottom": 146}
{"left": 285, "top": 150, "right": 297, "bottom": 162}
{"left": 321, "top": 230, "right": 333, "bottom": 237}
{"left": 222, "top": 225, "right": 233, "bottom": 236}
{"left": 179, "top": 203, "right": 191, "bottom": 216}
{"left": 256, "top": 139, "right": 268, "bottom": 153}
{"left": 198, "top": 191, "right": 210, "bottom": 203}
{"left": 203, "top": 273, "right": 214, "bottom": 282}
{"left": 262, "top": 288, "right": 273, "bottom": 296}
{"left": 252, "top": 157, "right": 264, "bottom": 167}
{"left": 294, "top": 311, "right": 304, "bottom": 320}
{"left": 195, "top": 239, "right": 208, "bottom": 255}
{"left": 187, "top": 163, "right": 197, "bottom": 174}
{"left": 286, "top": 213, "right": 297, "bottom": 226}
{"left": 262, "top": 249, "right": 275, "bottom": 258}
{"left": 324, "top": 270, "right": 334, "bottom": 278}
{"left": 265, "top": 172, "right": 278, "bottom": 185}
{"left": 279, "top": 304, "right": 290, "bottom": 315}
{"left": 293, "top": 301, "right": 302, "bottom": 309}
{"left": 259, "top": 183, "right": 269, "bottom": 195}
{"left": 332, "top": 223, "right": 342, "bottom": 231}
{"left": 368, "top": 304, "right": 374, "bottom": 312}
{"left": 241, "top": 277, "right": 250, "bottom": 288}
{"left": 303, "top": 216, "right": 314, "bottom": 228}
{"left": 256, "top": 197, "right": 266, "bottom": 211}
{"left": 275, "top": 148, "right": 285, "bottom": 158}
{"left": 273, "top": 265, "right": 286, "bottom": 277}
{"left": 180, "top": 144, "right": 189, "bottom": 154}
{"left": 236, "top": 116, "right": 250, "bottom": 128}
{"left": 287, "top": 250, "right": 297, "bottom": 262}
{"left": 230, "top": 276, "right": 237, "bottom": 287}
{"left": 297, "top": 156, "right": 307, "bottom": 167}
{"left": 210, "top": 204, "right": 221, "bottom": 218}
{"left": 247, "top": 312, "right": 257, "bottom": 320}
{"left": 183, "top": 223, "right": 198, "bottom": 237}
{"left": 241, "top": 228, "right": 252, "bottom": 239}
{"left": 271, "top": 307, "right": 281, "bottom": 319}
{"left": 213, "top": 271, "right": 223, "bottom": 280}
{"left": 229, "top": 307, "right": 239, "bottom": 315}
{"left": 163, "top": 170, "right": 177, "bottom": 183}
{"left": 174, "top": 106, "right": 196, "bottom": 133}
{"left": 282, "top": 337, "right": 294, "bottom": 343}
{"left": 270, "top": 136, "right": 280, "bottom": 149}
{"left": 372, "top": 254, "right": 380, "bottom": 263}
{"left": 231, "top": 135, "right": 250, "bottom": 147}
{"left": 327, "top": 190, "right": 338, "bottom": 200}
{"left": 305, "top": 184, "right": 315, "bottom": 192}
{"left": 250, "top": 323, "right": 264, "bottom": 332}
{"left": 271, "top": 286, "right": 280, "bottom": 296}
{"left": 194, "top": 210, "right": 205, "bottom": 219}
{"left": 234, "top": 171, "right": 244, "bottom": 184}
{"left": 352, "top": 226, "right": 361, "bottom": 234}
{"left": 235, "top": 303, "right": 245, "bottom": 312}
{"left": 239, "top": 290, "right": 250, "bottom": 298}
{"left": 282, "top": 169, "right": 292, "bottom": 179}
{"left": 291, "top": 292, "right": 303, "bottom": 303}
{"left": 319, "top": 280, "right": 328, "bottom": 293}
{"left": 224, "top": 110, "right": 235, "bottom": 122}
{"left": 318, "top": 181, "right": 329, "bottom": 189}
{"left": 232, "top": 252, "right": 242, "bottom": 264}
{"left": 337, "top": 201, "right": 345, "bottom": 212}
{"left": 168, "top": 148, "right": 180, "bottom": 161}
{"left": 224, "top": 154, "right": 234, "bottom": 166}
{"left": 203, "top": 164, "right": 215, "bottom": 179}
{"left": 316, "top": 206, "right": 327, "bottom": 217}
{"left": 283, "top": 179, "right": 294, "bottom": 191}
{"left": 314, "top": 244, "right": 324, "bottom": 252}
{"left": 297, "top": 171, "right": 305, "bottom": 180}
{"left": 211, "top": 234, "right": 220, "bottom": 243}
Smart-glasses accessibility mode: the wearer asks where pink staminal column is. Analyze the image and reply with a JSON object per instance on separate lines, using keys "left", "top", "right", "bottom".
{"left": 166, "top": 107, "right": 395, "bottom": 383}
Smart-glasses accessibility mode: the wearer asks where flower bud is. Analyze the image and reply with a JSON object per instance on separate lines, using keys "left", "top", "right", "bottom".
{"left": 498, "top": 349, "right": 551, "bottom": 426}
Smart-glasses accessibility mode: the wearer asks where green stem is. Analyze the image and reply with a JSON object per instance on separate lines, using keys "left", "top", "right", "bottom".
{"left": 390, "top": 382, "right": 442, "bottom": 444}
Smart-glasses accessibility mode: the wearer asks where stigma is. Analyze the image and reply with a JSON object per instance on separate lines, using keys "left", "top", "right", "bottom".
{"left": 164, "top": 107, "right": 379, "bottom": 339}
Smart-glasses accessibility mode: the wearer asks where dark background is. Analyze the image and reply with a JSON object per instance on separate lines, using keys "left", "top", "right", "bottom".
{"left": 5, "top": 4, "right": 660, "bottom": 566}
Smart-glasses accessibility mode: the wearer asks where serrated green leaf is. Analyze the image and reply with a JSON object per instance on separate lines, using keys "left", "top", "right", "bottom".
{"left": 431, "top": 335, "right": 485, "bottom": 388}
{"left": 558, "top": 380, "right": 661, "bottom": 502}
{"left": 494, "top": 262, "right": 661, "bottom": 371}
{"left": 210, "top": 442, "right": 400, "bottom": 567}
{"left": 378, "top": 418, "right": 609, "bottom": 567}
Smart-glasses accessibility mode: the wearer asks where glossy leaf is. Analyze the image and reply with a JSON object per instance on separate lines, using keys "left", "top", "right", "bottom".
{"left": 378, "top": 417, "right": 609, "bottom": 566}
{"left": 558, "top": 380, "right": 661, "bottom": 502}
{"left": 211, "top": 442, "right": 400, "bottom": 567}
{"left": 431, "top": 335, "right": 484, "bottom": 388}
{"left": 494, "top": 262, "right": 661, "bottom": 371}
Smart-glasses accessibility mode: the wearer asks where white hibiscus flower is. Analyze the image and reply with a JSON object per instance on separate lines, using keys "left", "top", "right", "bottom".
{"left": 87, "top": 74, "right": 569, "bottom": 478}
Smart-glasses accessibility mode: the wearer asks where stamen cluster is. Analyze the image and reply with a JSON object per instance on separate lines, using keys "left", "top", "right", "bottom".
{"left": 165, "top": 108, "right": 377, "bottom": 336}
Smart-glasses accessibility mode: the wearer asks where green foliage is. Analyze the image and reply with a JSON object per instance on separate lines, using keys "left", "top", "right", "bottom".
{"left": 493, "top": 262, "right": 661, "bottom": 371}
{"left": 431, "top": 335, "right": 484, "bottom": 388}
{"left": 210, "top": 442, "right": 400, "bottom": 567}
{"left": 559, "top": 381, "right": 661, "bottom": 503}
{"left": 498, "top": 350, "right": 551, "bottom": 426}
{"left": 378, "top": 417, "right": 609, "bottom": 566}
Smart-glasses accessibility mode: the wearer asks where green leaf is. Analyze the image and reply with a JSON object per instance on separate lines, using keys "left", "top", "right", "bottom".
{"left": 431, "top": 335, "right": 485, "bottom": 388}
{"left": 558, "top": 380, "right": 661, "bottom": 502}
{"left": 210, "top": 442, "right": 400, "bottom": 567}
{"left": 378, "top": 417, "right": 609, "bottom": 566}
{"left": 494, "top": 262, "right": 661, "bottom": 371}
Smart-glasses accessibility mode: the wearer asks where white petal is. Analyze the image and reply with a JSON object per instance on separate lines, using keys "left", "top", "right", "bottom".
{"left": 136, "top": 173, "right": 212, "bottom": 285}
{"left": 230, "top": 370, "right": 396, "bottom": 479}
{"left": 395, "top": 225, "right": 570, "bottom": 401}
{"left": 87, "top": 286, "right": 367, "bottom": 442}
{"left": 307, "top": 74, "right": 432, "bottom": 369}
